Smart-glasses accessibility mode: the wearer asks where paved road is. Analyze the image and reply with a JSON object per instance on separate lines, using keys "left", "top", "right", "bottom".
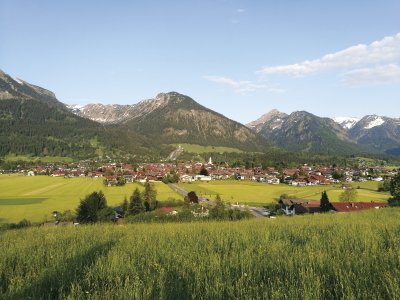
{"left": 169, "top": 183, "right": 265, "bottom": 217}
{"left": 168, "top": 183, "right": 215, "bottom": 205}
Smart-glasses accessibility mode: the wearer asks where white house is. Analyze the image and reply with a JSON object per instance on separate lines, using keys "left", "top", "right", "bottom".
{"left": 194, "top": 175, "right": 212, "bottom": 181}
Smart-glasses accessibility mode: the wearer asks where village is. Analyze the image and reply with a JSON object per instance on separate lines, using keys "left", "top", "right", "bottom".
{"left": 16, "top": 156, "right": 397, "bottom": 187}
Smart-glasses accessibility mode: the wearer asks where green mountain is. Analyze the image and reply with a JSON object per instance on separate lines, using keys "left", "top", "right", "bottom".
{"left": 0, "top": 70, "right": 155, "bottom": 159}
{"left": 248, "top": 110, "right": 370, "bottom": 155}
{"left": 122, "top": 92, "right": 273, "bottom": 152}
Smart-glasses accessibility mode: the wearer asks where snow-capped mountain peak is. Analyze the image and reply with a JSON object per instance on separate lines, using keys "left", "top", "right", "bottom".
{"left": 364, "top": 116, "right": 385, "bottom": 129}
{"left": 333, "top": 117, "right": 360, "bottom": 130}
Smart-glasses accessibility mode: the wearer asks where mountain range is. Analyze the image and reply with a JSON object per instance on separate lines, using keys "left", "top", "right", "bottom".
{"left": 1, "top": 69, "right": 399, "bottom": 159}
{"left": 0, "top": 70, "right": 271, "bottom": 159}
{"left": 247, "top": 110, "right": 400, "bottom": 155}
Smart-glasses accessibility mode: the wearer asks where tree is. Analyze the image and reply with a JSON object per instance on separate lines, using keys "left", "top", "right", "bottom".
{"left": 187, "top": 191, "right": 199, "bottom": 204}
{"left": 388, "top": 173, "right": 400, "bottom": 206}
{"left": 209, "top": 194, "right": 226, "bottom": 219}
{"left": 116, "top": 176, "right": 126, "bottom": 186}
{"left": 378, "top": 179, "right": 391, "bottom": 192}
{"left": 183, "top": 195, "right": 191, "bottom": 208}
{"left": 339, "top": 189, "right": 358, "bottom": 202}
{"left": 162, "top": 171, "right": 179, "bottom": 183}
{"left": 121, "top": 197, "right": 129, "bottom": 217}
{"left": 332, "top": 171, "right": 344, "bottom": 181}
{"left": 199, "top": 165, "right": 209, "bottom": 176}
{"left": 320, "top": 191, "right": 331, "bottom": 212}
{"left": 76, "top": 191, "right": 109, "bottom": 223}
{"left": 128, "top": 188, "right": 144, "bottom": 215}
{"left": 214, "top": 194, "right": 224, "bottom": 209}
{"left": 142, "top": 182, "right": 157, "bottom": 211}
{"left": 389, "top": 173, "right": 400, "bottom": 199}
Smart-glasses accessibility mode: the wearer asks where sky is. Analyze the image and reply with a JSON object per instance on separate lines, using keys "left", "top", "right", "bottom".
{"left": 1, "top": 0, "right": 399, "bottom": 124}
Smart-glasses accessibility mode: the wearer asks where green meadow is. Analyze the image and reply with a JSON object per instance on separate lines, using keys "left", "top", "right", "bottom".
{"left": 1, "top": 209, "right": 399, "bottom": 299}
{"left": 0, "top": 175, "right": 183, "bottom": 223}
{"left": 4, "top": 154, "right": 74, "bottom": 163}
{"left": 179, "top": 180, "right": 389, "bottom": 206}
{"left": 171, "top": 143, "right": 243, "bottom": 154}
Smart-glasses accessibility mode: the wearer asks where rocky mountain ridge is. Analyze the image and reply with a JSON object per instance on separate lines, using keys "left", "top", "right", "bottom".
{"left": 248, "top": 109, "right": 400, "bottom": 155}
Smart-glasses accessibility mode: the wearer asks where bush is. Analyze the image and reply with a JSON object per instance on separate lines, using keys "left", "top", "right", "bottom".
{"left": 8, "top": 219, "right": 32, "bottom": 229}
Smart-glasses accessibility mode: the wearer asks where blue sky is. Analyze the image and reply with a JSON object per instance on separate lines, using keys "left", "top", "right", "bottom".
{"left": 1, "top": 0, "right": 399, "bottom": 123}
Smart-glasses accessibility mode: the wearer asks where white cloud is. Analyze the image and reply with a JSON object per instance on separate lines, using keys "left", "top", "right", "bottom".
{"left": 236, "top": 8, "right": 245, "bottom": 13}
{"left": 343, "top": 64, "right": 400, "bottom": 86}
{"left": 203, "top": 75, "right": 284, "bottom": 94}
{"left": 259, "top": 33, "right": 400, "bottom": 77}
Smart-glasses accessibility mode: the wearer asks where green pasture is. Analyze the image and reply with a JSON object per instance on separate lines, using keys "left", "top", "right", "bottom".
{"left": 3, "top": 154, "right": 74, "bottom": 163}
{"left": 1, "top": 209, "right": 400, "bottom": 299}
{"left": 171, "top": 143, "right": 243, "bottom": 154}
{"left": 179, "top": 180, "right": 390, "bottom": 206}
{"left": 0, "top": 175, "right": 183, "bottom": 223}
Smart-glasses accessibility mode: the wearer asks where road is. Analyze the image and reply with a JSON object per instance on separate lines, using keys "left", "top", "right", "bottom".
{"left": 168, "top": 183, "right": 265, "bottom": 217}
{"left": 167, "top": 183, "right": 215, "bottom": 205}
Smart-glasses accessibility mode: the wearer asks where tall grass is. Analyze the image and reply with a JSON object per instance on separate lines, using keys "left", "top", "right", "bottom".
{"left": 1, "top": 209, "right": 400, "bottom": 299}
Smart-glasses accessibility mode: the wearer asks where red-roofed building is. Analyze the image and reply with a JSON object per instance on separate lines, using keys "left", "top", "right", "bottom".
{"left": 331, "top": 202, "right": 387, "bottom": 212}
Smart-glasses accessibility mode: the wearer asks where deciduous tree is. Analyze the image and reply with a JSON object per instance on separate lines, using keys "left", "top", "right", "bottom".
{"left": 339, "top": 189, "right": 358, "bottom": 202}
{"left": 76, "top": 191, "right": 109, "bottom": 223}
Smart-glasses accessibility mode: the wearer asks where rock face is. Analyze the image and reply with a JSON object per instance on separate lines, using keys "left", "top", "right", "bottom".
{"left": 67, "top": 103, "right": 137, "bottom": 124}
{"left": 0, "top": 69, "right": 64, "bottom": 109}
{"left": 247, "top": 109, "right": 288, "bottom": 133}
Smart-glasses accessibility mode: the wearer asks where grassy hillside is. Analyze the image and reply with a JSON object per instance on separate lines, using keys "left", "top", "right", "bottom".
{"left": 1, "top": 209, "right": 399, "bottom": 299}
{"left": 4, "top": 154, "right": 74, "bottom": 163}
{"left": 179, "top": 180, "right": 389, "bottom": 206}
{"left": 0, "top": 176, "right": 183, "bottom": 223}
{"left": 171, "top": 143, "right": 243, "bottom": 154}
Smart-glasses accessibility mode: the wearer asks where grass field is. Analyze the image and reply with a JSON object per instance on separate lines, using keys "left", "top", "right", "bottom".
{"left": 1, "top": 209, "right": 399, "bottom": 299}
{"left": 171, "top": 143, "right": 243, "bottom": 154}
{"left": 0, "top": 175, "right": 183, "bottom": 223}
{"left": 179, "top": 180, "right": 390, "bottom": 206}
{"left": 3, "top": 154, "right": 74, "bottom": 163}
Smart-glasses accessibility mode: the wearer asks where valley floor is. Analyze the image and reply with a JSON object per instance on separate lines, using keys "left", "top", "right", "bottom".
{"left": 0, "top": 175, "right": 389, "bottom": 223}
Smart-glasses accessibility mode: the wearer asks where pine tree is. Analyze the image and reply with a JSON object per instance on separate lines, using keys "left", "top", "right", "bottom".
{"left": 128, "top": 188, "right": 144, "bottom": 215}
{"left": 142, "top": 182, "right": 157, "bottom": 211}
{"left": 121, "top": 196, "right": 129, "bottom": 217}
{"left": 320, "top": 191, "right": 331, "bottom": 212}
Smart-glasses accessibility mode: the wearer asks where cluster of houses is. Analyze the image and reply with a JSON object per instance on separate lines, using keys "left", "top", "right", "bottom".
{"left": 16, "top": 158, "right": 398, "bottom": 187}
{"left": 279, "top": 198, "right": 388, "bottom": 215}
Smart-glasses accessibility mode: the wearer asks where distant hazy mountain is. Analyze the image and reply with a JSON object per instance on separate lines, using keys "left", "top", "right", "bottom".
{"left": 348, "top": 115, "right": 400, "bottom": 154}
{"left": 247, "top": 110, "right": 368, "bottom": 155}
{"left": 67, "top": 103, "right": 137, "bottom": 124}
{"left": 332, "top": 117, "right": 360, "bottom": 130}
